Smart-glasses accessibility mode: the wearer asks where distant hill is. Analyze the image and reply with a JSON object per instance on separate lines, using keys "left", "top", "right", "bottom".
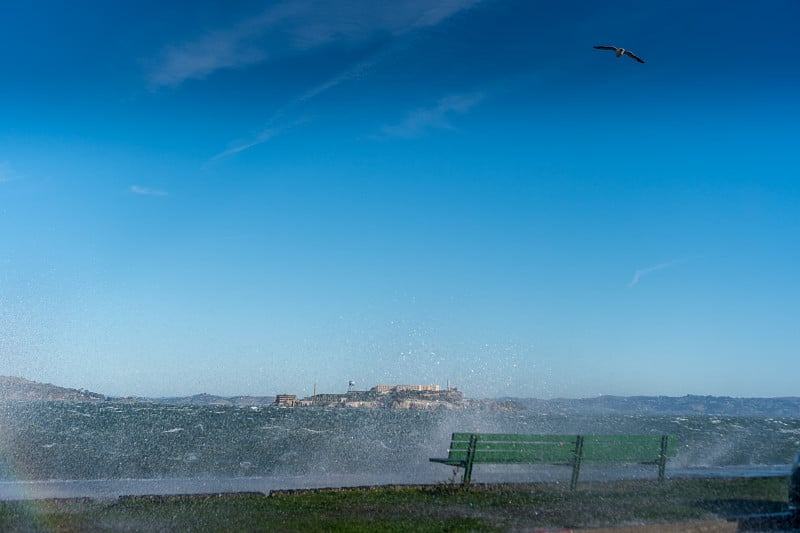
{"left": 509, "top": 395, "right": 800, "bottom": 417}
{"left": 150, "top": 393, "right": 276, "bottom": 406}
{"left": 0, "top": 376, "right": 105, "bottom": 402}
{"left": 4, "top": 376, "right": 799, "bottom": 416}
{"left": 0, "top": 376, "right": 275, "bottom": 406}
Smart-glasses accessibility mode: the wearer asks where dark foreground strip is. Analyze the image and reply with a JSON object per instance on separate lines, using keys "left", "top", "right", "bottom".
{"left": 117, "top": 492, "right": 266, "bottom": 502}
{"left": 268, "top": 483, "right": 435, "bottom": 497}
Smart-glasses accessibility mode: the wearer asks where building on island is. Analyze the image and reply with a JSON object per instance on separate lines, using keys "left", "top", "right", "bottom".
{"left": 273, "top": 394, "right": 297, "bottom": 407}
{"left": 292, "top": 382, "right": 463, "bottom": 409}
{"left": 371, "top": 384, "right": 441, "bottom": 393}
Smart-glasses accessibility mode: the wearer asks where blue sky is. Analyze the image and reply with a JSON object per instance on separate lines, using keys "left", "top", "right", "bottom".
{"left": 2, "top": 0, "right": 799, "bottom": 398}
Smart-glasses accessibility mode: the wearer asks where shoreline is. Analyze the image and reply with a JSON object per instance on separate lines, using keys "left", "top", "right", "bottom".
{"left": 1, "top": 478, "right": 796, "bottom": 532}
{"left": 0, "top": 465, "right": 792, "bottom": 501}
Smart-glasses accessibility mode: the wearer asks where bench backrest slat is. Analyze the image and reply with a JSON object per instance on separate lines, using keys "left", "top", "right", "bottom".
{"left": 444, "top": 451, "right": 578, "bottom": 461}
{"left": 446, "top": 433, "right": 580, "bottom": 463}
{"left": 446, "top": 433, "right": 576, "bottom": 442}
{"left": 457, "top": 433, "right": 575, "bottom": 443}
{"left": 445, "top": 433, "right": 675, "bottom": 463}
{"left": 581, "top": 435, "right": 677, "bottom": 462}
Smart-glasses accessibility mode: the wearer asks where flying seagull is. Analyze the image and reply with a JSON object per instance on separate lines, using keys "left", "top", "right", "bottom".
{"left": 594, "top": 45, "right": 645, "bottom": 64}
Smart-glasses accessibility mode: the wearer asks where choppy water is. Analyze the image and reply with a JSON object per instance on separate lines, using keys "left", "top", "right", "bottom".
{"left": 1, "top": 401, "right": 798, "bottom": 498}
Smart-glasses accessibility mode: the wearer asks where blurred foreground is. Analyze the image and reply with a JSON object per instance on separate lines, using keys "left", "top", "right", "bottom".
{"left": 0, "top": 477, "right": 797, "bottom": 532}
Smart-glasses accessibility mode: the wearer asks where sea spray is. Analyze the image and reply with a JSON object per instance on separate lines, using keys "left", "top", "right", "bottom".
{"left": 1, "top": 402, "right": 799, "bottom": 483}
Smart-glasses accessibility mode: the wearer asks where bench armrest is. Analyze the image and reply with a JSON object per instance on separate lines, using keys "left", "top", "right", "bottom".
{"left": 429, "top": 458, "right": 466, "bottom": 467}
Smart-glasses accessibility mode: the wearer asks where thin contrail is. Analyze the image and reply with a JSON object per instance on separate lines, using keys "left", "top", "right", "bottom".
{"left": 130, "top": 185, "right": 168, "bottom": 196}
{"left": 628, "top": 259, "right": 685, "bottom": 287}
{"left": 206, "top": 117, "right": 310, "bottom": 164}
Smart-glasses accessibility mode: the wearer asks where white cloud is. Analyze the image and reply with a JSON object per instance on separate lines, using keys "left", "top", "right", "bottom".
{"left": 152, "top": 1, "right": 483, "bottom": 162}
{"left": 148, "top": 0, "right": 481, "bottom": 89}
{"left": 381, "top": 92, "right": 484, "bottom": 138}
{"left": 147, "top": 5, "right": 296, "bottom": 88}
{"left": 628, "top": 259, "right": 685, "bottom": 287}
{"left": 149, "top": 33, "right": 266, "bottom": 88}
{"left": 130, "top": 185, "right": 168, "bottom": 197}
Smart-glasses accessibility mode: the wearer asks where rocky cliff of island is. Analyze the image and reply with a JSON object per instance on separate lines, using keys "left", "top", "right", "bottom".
{"left": 0, "top": 376, "right": 105, "bottom": 402}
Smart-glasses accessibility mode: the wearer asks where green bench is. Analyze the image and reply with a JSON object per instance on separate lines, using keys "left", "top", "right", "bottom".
{"left": 430, "top": 433, "right": 677, "bottom": 489}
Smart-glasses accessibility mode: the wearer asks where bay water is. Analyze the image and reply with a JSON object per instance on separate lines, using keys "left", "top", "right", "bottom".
{"left": 1, "top": 402, "right": 798, "bottom": 499}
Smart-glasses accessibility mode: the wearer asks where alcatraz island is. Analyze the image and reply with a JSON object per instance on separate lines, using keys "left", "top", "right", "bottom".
{"left": 273, "top": 382, "right": 465, "bottom": 409}
{"left": 0, "top": 376, "right": 489, "bottom": 411}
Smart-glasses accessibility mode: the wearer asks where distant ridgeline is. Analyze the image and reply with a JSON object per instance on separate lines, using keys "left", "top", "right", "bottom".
{"left": 3, "top": 376, "right": 800, "bottom": 416}
{"left": 0, "top": 376, "right": 105, "bottom": 402}
{"left": 513, "top": 395, "right": 800, "bottom": 418}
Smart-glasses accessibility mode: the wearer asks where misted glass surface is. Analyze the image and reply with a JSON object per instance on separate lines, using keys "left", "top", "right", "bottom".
{"left": 1, "top": 0, "right": 799, "bottom": 528}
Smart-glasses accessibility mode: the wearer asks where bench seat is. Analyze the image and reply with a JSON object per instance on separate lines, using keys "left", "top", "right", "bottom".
{"left": 431, "top": 433, "right": 676, "bottom": 489}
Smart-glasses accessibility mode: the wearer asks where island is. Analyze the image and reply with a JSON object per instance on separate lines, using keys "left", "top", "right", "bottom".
{"left": 273, "top": 383, "right": 465, "bottom": 410}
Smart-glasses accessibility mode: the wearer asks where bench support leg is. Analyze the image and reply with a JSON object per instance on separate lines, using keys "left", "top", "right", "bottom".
{"left": 657, "top": 435, "right": 669, "bottom": 483}
{"left": 462, "top": 434, "right": 478, "bottom": 488}
{"left": 570, "top": 435, "right": 584, "bottom": 490}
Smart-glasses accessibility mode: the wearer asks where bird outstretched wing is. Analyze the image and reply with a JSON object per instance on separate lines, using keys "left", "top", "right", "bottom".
{"left": 593, "top": 45, "right": 617, "bottom": 51}
{"left": 623, "top": 50, "right": 645, "bottom": 63}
